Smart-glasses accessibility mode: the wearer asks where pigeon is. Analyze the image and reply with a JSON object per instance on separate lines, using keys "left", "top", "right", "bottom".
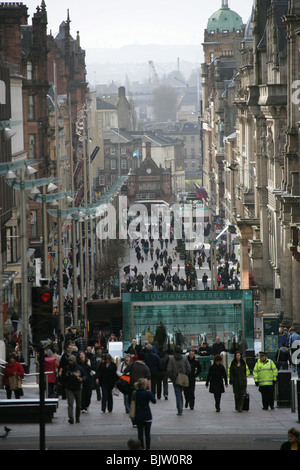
{"left": 0, "top": 427, "right": 11, "bottom": 439}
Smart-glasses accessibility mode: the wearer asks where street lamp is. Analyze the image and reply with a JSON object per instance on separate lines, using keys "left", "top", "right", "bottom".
{"left": 2, "top": 159, "right": 60, "bottom": 365}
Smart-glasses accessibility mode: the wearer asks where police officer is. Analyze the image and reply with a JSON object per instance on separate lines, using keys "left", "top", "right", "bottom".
{"left": 253, "top": 351, "right": 278, "bottom": 410}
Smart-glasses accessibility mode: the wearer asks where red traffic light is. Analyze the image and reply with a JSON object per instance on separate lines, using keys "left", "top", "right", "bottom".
{"left": 41, "top": 292, "right": 51, "bottom": 302}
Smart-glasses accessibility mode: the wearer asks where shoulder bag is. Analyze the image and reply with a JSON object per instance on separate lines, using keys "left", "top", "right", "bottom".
{"left": 129, "top": 390, "right": 136, "bottom": 419}
{"left": 173, "top": 357, "right": 189, "bottom": 388}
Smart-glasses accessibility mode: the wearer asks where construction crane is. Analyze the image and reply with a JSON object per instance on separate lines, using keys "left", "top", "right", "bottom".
{"left": 174, "top": 76, "right": 189, "bottom": 107}
{"left": 148, "top": 60, "right": 160, "bottom": 88}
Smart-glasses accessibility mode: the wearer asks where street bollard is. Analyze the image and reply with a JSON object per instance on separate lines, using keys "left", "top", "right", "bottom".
{"left": 297, "top": 380, "right": 300, "bottom": 423}
{"left": 291, "top": 379, "right": 296, "bottom": 413}
{"left": 277, "top": 370, "right": 291, "bottom": 407}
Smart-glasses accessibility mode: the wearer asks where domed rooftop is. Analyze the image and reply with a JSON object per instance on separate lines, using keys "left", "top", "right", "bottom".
{"left": 207, "top": 0, "right": 243, "bottom": 34}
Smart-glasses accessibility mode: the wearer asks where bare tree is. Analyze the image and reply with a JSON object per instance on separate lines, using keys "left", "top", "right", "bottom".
{"left": 93, "top": 239, "right": 126, "bottom": 299}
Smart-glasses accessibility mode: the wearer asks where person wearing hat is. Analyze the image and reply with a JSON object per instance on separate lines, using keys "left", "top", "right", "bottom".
{"left": 64, "top": 354, "right": 87, "bottom": 424}
{"left": 253, "top": 351, "right": 278, "bottom": 410}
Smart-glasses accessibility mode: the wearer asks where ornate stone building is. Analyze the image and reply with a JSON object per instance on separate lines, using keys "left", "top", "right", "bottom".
{"left": 232, "top": 0, "right": 289, "bottom": 315}
{"left": 201, "top": 0, "right": 245, "bottom": 217}
{"left": 203, "top": 0, "right": 300, "bottom": 327}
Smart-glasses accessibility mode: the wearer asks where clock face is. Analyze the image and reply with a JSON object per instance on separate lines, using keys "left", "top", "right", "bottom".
{"left": 146, "top": 168, "right": 152, "bottom": 174}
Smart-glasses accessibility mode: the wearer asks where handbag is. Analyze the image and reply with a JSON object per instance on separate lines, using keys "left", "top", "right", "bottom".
{"left": 176, "top": 372, "right": 189, "bottom": 387}
{"left": 173, "top": 358, "right": 189, "bottom": 387}
{"left": 8, "top": 375, "right": 22, "bottom": 391}
{"left": 116, "top": 374, "right": 130, "bottom": 395}
{"left": 129, "top": 390, "right": 136, "bottom": 419}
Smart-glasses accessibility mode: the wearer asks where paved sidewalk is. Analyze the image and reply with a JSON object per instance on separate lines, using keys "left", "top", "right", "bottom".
{"left": 0, "top": 369, "right": 299, "bottom": 450}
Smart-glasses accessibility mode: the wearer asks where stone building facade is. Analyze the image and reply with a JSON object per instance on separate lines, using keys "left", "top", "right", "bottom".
{"left": 127, "top": 143, "right": 172, "bottom": 205}
{"left": 202, "top": 0, "right": 300, "bottom": 327}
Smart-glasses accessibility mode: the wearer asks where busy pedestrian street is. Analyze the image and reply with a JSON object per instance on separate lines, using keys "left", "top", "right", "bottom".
{"left": 120, "top": 234, "right": 241, "bottom": 295}
{"left": 2, "top": 0, "right": 300, "bottom": 458}
{"left": 0, "top": 355, "right": 298, "bottom": 452}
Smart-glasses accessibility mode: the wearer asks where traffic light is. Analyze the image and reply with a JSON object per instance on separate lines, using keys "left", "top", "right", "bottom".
{"left": 31, "top": 286, "right": 54, "bottom": 347}
{"left": 185, "top": 263, "right": 190, "bottom": 275}
{"left": 228, "top": 225, "right": 237, "bottom": 234}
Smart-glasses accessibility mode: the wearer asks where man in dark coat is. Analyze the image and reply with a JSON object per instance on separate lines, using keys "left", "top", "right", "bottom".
{"left": 144, "top": 344, "right": 161, "bottom": 397}
{"left": 212, "top": 336, "right": 225, "bottom": 356}
{"left": 184, "top": 350, "right": 202, "bottom": 410}
{"left": 64, "top": 355, "right": 87, "bottom": 423}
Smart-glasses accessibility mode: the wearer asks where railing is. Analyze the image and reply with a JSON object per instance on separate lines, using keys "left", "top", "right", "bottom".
{"left": 0, "top": 363, "right": 54, "bottom": 398}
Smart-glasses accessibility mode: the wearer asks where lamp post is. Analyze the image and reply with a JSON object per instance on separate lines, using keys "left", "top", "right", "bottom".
{"left": 3, "top": 161, "right": 58, "bottom": 365}
{"left": 68, "top": 93, "right": 78, "bottom": 325}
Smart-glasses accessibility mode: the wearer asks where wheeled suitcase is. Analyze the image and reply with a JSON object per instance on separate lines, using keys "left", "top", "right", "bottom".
{"left": 242, "top": 393, "right": 250, "bottom": 411}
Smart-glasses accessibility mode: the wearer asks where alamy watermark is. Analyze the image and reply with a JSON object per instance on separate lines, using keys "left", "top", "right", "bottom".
{"left": 291, "top": 81, "right": 300, "bottom": 105}
{"left": 95, "top": 196, "right": 206, "bottom": 250}
{"left": 291, "top": 341, "right": 300, "bottom": 366}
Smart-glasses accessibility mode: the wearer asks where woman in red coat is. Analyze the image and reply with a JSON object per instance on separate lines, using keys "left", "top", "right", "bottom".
{"left": 3, "top": 354, "right": 25, "bottom": 399}
{"left": 44, "top": 350, "right": 59, "bottom": 397}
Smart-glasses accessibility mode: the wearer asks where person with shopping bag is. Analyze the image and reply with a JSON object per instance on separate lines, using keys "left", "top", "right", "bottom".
{"left": 133, "top": 378, "right": 156, "bottom": 450}
{"left": 167, "top": 345, "right": 191, "bottom": 416}
{"left": 3, "top": 354, "right": 25, "bottom": 399}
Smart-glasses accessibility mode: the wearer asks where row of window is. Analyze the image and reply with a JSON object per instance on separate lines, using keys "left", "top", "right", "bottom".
{"left": 184, "top": 148, "right": 201, "bottom": 158}
{"left": 109, "top": 159, "right": 127, "bottom": 170}
{"left": 138, "top": 183, "right": 160, "bottom": 191}
{"left": 107, "top": 135, "right": 200, "bottom": 156}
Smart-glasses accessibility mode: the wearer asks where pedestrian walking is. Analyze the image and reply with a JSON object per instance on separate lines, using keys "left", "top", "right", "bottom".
{"left": 117, "top": 354, "right": 132, "bottom": 413}
{"left": 205, "top": 354, "right": 228, "bottom": 412}
{"left": 124, "top": 352, "right": 151, "bottom": 426}
{"left": 202, "top": 273, "right": 208, "bottom": 290}
{"left": 167, "top": 345, "right": 191, "bottom": 416}
{"left": 184, "top": 350, "right": 202, "bottom": 410}
{"left": 144, "top": 344, "right": 162, "bottom": 397}
{"left": 58, "top": 343, "right": 74, "bottom": 399}
{"left": 228, "top": 350, "right": 250, "bottom": 412}
{"left": 96, "top": 353, "right": 118, "bottom": 413}
{"left": 44, "top": 349, "right": 59, "bottom": 398}
{"left": 275, "top": 342, "right": 291, "bottom": 370}
{"left": 157, "top": 346, "right": 169, "bottom": 400}
{"left": 10, "top": 312, "right": 19, "bottom": 332}
{"left": 77, "top": 351, "right": 94, "bottom": 412}
{"left": 134, "top": 378, "right": 156, "bottom": 450}
{"left": 212, "top": 336, "right": 225, "bottom": 356}
{"left": 64, "top": 354, "right": 86, "bottom": 424}
{"left": 253, "top": 351, "right": 278, "bottom": 410}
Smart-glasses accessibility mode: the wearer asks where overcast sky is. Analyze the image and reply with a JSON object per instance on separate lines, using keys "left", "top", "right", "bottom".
{"left": 24, "top": 0, "right": 253, "bottom": 49}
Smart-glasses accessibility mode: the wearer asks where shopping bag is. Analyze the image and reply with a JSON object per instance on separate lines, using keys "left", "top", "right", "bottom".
{"left": 129, "top": 391, "right": 136, "bottom": 419}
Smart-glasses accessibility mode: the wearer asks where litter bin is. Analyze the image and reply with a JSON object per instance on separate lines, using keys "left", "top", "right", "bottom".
{"left": 277, "top": 370, "right": 291, "bottom": 408}
{"left": 245, "top": 349, "right": 256, "bottom": 373}
{"left": 198, "top": 356, "right": 213, "bottom": 381}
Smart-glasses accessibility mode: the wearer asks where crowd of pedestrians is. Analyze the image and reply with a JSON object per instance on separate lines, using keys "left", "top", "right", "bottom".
{"left": 2, "top": 324, "right": 300, "bottom": 451}
{"left": 121, "top": 237, "right": 241, "bottom": 294}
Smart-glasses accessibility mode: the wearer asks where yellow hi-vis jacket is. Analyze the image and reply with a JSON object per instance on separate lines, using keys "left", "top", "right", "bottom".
{"left": 253, "top": 358, "right": 278, "bottom": 386}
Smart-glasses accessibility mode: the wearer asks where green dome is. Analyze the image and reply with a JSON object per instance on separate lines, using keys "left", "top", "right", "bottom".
{"left": 207, "top": 2, "right": 243, "bottom": 34}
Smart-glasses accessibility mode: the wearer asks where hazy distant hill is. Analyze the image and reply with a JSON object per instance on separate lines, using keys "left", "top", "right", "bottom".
{"left": 86, "top": 44, "right": 204, "bottom": 86}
